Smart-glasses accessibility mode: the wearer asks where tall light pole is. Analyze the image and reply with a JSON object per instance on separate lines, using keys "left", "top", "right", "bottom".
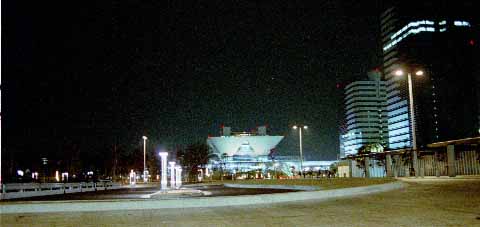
{"left": 293, "top": 125, "right": 308, "bottom": 177}
{"left": 395, "top": 69, "right": 424, "bottom": 177}
{"left": 142, "top": 136, "right": 148, "bottom": 183}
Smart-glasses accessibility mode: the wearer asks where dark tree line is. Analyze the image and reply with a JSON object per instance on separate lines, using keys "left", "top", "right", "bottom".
{"left": 176, "top": 142, "right": 211, "bottom": 182}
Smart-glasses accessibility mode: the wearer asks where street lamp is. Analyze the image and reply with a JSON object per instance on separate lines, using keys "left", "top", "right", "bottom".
{"left": 394, "top": 68, "right": 424, "bottom": 177}
{"left": 142, "top": 136, "right": 148, "bottom": 183}
{"left": 292, "top": 124, "right": 308, "bottom": 177}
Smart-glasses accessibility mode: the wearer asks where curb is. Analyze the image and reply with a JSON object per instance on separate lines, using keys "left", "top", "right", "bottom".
{"left": 0, "top": 182, "right": 405, "bottom": 214}
{"left": 223, "top": 183, "right": 321, "bottom": 191}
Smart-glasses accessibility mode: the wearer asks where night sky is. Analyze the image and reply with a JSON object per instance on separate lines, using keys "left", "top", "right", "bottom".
{"left": 4, "top": 1, "right": 381, "bottom": 166}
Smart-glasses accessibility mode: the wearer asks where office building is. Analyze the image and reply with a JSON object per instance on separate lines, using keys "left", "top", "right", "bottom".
{"left": 380, "top": 1, "right": 479, "bottom": 149}
{"left": 341, "top": 70, "right": 388, "bottom": 156}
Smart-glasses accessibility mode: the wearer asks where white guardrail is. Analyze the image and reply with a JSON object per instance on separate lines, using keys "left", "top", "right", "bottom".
{"left": 0, "top": 182, "right": 122, "bottom": 200}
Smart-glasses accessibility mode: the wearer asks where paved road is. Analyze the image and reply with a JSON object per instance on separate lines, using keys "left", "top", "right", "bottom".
{"left": 1, "top": 178, "right": 479, "bottom": 226}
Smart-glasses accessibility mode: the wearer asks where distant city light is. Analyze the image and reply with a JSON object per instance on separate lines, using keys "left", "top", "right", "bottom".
{"left": 415, "top": 70, "right": 424, "bottom": 76}
{"left": 62, "top": 172, "right": 68, "bottom": 181}
{"left": 395, "top": 70, "right": 404, "bottom": 76}
{"left": 17, "top": 170, "right": 24, "bottom": 176}
{"left": 384, "top": 20, "right": 438, "bottom": 51}
{"left": 55, "top": 171, "right": 60, "bottom": 182}
{"left": 129, "top": 169, "right": 136, "bottom": 185}
{"left": 454, "top": 21, "right": 470, "bottom": 27}
{"left": 292, "top": 125, "right": 298, "bottom": 130}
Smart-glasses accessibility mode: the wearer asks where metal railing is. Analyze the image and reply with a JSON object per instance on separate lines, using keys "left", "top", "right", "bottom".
{"left": 0, "top": 182, "right": 122, "bottom": 200}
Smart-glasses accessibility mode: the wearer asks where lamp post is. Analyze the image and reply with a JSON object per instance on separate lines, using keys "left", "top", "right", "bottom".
{"left": 142, "top": 136, "right": 148, "bottom": 183}
{"left": 394, "top": 69, "right": 424, "bottom": 177}
{"left": 293, "top": 125, "right": 308, "bottom": 177}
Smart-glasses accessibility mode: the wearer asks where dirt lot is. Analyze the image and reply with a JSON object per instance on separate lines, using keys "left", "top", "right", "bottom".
{"left": 1, "top": 178, "right": 479, "bottom": 227}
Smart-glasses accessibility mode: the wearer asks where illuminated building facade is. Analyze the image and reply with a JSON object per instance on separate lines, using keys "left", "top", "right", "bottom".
{"left": 341, "top": 70, "right": 388, "bottom": 156}
{"left": 207, "top": 126, "right": 335, "bottom": 176}
{"left": 380, "top": 1, "right": 479, "bottom": 149}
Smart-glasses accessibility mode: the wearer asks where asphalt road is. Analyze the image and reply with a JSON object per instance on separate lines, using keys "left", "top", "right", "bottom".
{"left": 1, "top": 178, "right": 479, "bottom": 226}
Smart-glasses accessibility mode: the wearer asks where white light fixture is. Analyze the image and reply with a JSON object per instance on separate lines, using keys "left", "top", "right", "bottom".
{"left": 415, "top": 70, "right": 424, "bottom": 76}
{"left": 55, "top": 170, "right": 60, "bottom": 182}
{"left": 292, "top": 125, "right": 298, "bottom": 130}
{"left": 159, "top": 152, "right": 169, "bottom": 190}
{"left": 394, "top": 70, "right": 404, "bottom": 76}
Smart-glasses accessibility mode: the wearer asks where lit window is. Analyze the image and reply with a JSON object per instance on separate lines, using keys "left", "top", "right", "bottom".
{"left": 454, "top": 21, "right": 470, "bottom": 27}
{"left": 384, "top": 20, "right": 437, "bottom": 51}
{"left": 439, "top": 20, "right": 447, "bottom": 25}
{"left": 439, "top": 28, "right": 447, "bottom": 32}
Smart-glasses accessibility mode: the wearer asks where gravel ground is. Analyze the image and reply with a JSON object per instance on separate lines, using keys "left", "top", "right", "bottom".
{"left": 1, "top": 178, "right": 479, "bottom": 226}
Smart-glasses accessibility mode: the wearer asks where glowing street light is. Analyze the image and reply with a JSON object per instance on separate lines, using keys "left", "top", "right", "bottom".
{"left": 395, "top": 68, "right": 425, "bottom": 177}
{"left": 292, "top": 124, "right": 308, "bottom": 177}
{"left": 159, "top": 152, "right": 168, "bottom": 190}
{"left": 129, "top": 169, "right": 136, "bottom": 185}
{"left": 175, "top": 165, "right": 182, "bottom": 189}
{"left": 142, "top": 136, "right": 148, "bottom": 183}
{"left": 169, "top": 161, "right": 176, "bottom": 188}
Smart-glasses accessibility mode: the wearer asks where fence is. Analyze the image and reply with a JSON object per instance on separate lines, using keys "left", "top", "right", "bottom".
{"left": 0, "top": 181, "right": 121, "bottom": 200}
{"left": 344, "top": 147, "right": 479, "bottom": 178}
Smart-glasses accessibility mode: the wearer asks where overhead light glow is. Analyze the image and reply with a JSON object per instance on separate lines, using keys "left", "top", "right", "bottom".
{"left": 394, "top": 70, "right": 404, "bottom": 76}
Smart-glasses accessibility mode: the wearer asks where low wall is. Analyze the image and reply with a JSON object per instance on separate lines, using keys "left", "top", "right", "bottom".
{"left": 0, "top": 181, "right": 405, "bottom": 214}
{"left": 223, "top": 183, "right": 321, "bottom": 191}
{"left": 0, "top": 182, "right": 121, "bottom": 200}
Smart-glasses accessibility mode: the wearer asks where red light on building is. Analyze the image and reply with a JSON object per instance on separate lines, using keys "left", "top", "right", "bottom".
{"left": 469, "top": 39, "right": 475, "bottom": 46}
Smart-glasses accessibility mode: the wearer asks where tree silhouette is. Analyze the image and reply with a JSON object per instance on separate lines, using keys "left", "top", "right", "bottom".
{"left": 177, "top": 143, "right": 211, "bottom": 182}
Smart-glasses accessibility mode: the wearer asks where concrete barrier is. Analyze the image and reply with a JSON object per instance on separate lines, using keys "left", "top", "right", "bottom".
{"left": 0, "top": 182, "right": 121, "bottom": 200}
{"left": 0, "top": 181, "right": 405, "bottom": 214}
{"left": 223, "top": 183, "right": 321, "bottom": 191}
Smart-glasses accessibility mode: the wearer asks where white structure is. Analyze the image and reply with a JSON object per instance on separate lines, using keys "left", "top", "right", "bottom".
{"left": 142, "top": 136, "right": 148, "bottom": 183}
{"left": 175, "top": 166, "right": 182, "bottom": 189}
{"left": 168, "top": 161, "right": 176, "bottom": 188}
{"left": 341, "top": 71, "right": 388, "bottom": 156}
{"left": 129, "top": 169, "right": 136, "bottom": 185}
{"left": 61, "top": 172, "right": 68, "bottom": 182}
{"left": 158, "top": 152, "right": 168, "bottom": 190}
{"left": 207, "top": 126, "right": 283, "bottom": 159}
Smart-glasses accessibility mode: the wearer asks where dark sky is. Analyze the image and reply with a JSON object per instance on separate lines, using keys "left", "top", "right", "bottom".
{"left": 4, "top": 1, "right": 381, "bottom": 164}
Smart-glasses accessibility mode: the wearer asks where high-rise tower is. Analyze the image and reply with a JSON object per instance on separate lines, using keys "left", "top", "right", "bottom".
{"left": 341, "top": 70, "right": 388, "bottom": 156}
{"left": 380, "top": 1, "right": 479, "bottom": 149}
